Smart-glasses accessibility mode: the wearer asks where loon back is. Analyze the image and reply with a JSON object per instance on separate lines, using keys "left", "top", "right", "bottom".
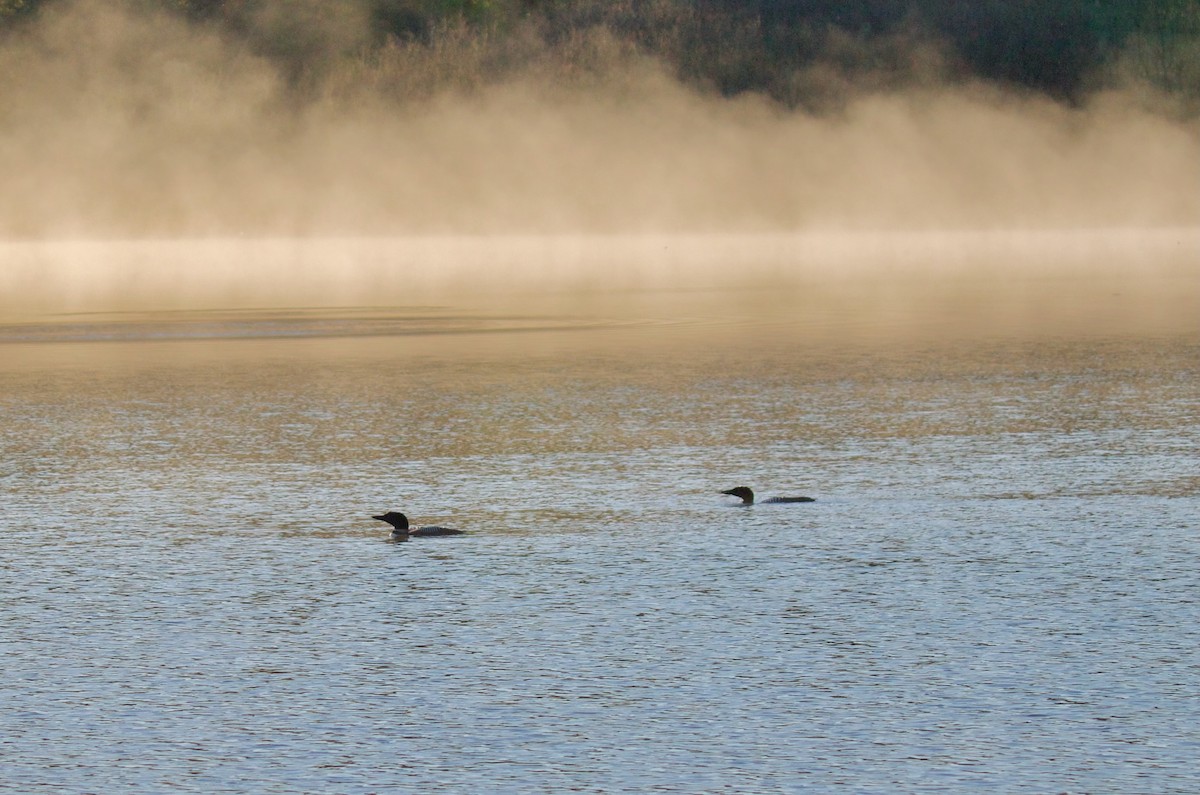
{"left": 720, "top": 486, "right": 815, "bottom": 505}
{"left": 407, "top": 526, "right": 465, "bottom": 537}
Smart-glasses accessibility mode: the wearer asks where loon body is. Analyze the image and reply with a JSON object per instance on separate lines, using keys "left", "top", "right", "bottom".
{"left": 721, "top": 486, "right": 815, "bottom": 505}
{"left": 372, "top": 511, "right": 465, "bottom": 540}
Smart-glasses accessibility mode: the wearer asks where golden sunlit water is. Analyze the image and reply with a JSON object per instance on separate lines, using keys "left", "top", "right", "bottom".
{"left": 2, "top": 238, "right": 1198, "bottom": 792}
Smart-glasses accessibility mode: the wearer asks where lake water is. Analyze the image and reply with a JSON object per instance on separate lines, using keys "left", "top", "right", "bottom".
{"left": 2, "top": 256, "right": 1199, "bottom": 792}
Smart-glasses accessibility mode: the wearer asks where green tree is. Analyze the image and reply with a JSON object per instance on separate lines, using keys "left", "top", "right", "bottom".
{"left": 0, "top": 0, "right": 37, "bottom": 20}
{"left": 1127, "top": 0, "right": 1200, "bottom": 93}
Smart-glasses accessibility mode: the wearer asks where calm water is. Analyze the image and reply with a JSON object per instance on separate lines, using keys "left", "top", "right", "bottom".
{"left": 2, "top": 285, "right": 1199, "bottom": 793}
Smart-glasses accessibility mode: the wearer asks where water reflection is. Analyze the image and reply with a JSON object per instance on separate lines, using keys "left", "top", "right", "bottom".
{"left": 2, "top": 282, "right": 1199, "bottom": 792}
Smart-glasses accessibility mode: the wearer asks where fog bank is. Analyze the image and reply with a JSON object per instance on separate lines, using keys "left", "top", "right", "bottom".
{"left": 3, "top": 230, "right": 1197, "bottom": 320}
{"left": 0, "top": 3, "right": 1197, "bottom": 319}
{"left": 3, "top": 3, "right": 1198, "bottom": 238}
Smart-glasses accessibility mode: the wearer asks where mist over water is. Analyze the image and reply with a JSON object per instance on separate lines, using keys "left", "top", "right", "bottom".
{"left": 1, "top": 2, "right": 1198, "bottom": 323}
{"left": 2, "top": 230, "right": 1198, "bottom": 343}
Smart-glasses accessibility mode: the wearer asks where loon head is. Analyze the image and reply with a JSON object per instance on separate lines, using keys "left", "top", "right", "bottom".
{"left": 720, "top": 486, "right": 755, "bottom": 505}
{"left": 372, "top": 511, "right": 409, "bottom": 530}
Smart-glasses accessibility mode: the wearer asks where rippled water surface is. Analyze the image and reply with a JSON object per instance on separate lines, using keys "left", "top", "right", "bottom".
{"left": 3, "top": 287, "right": 1199, "bottom": 793}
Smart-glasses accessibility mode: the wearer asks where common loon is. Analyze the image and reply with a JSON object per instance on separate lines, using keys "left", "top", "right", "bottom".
{"left": 721, "top": 486, "right": 815, "bottom": 505}
{"left": 372, "top": 511, "right": 465, "bottom": 540}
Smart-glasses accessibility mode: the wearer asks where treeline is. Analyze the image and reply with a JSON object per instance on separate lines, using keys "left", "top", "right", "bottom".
{"left": 3, "top": 0, "right": 1199, "bottom": 104}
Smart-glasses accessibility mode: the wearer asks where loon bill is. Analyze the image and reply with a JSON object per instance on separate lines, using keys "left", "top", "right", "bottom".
{"left": 372, "top": 511, "right": 466, "bottom": 540}
{"left": 720, "top": 486, "right": 815, "bottom": 505}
